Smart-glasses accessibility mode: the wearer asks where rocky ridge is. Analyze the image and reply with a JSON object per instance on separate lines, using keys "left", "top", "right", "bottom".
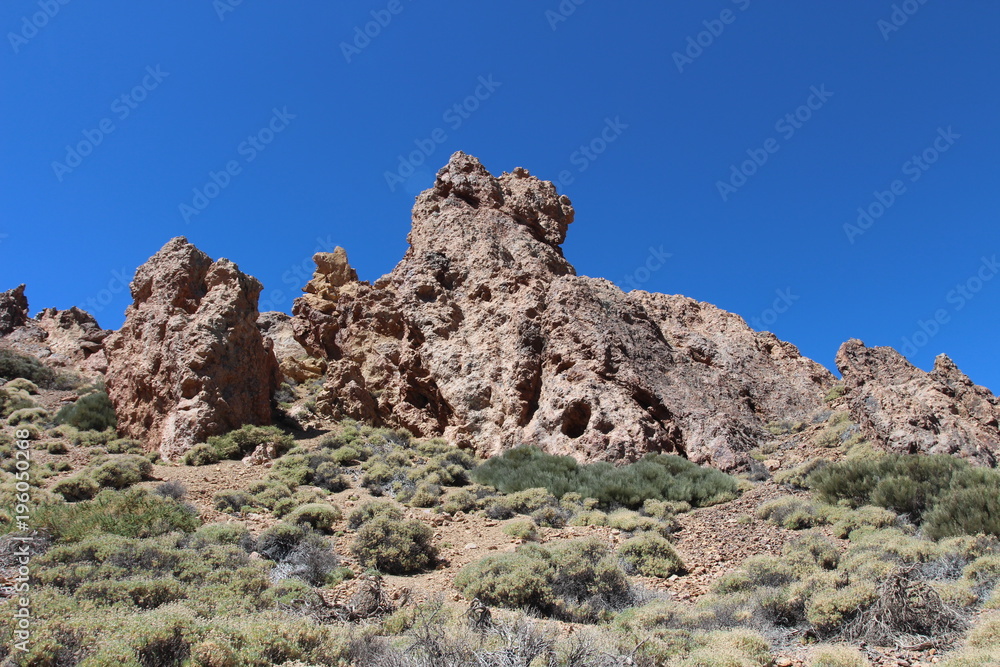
{"left": 291, "top": 152, "right": 836, "bottom": 470}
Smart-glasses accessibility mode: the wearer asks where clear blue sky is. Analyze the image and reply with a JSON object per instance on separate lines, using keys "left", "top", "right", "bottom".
{"left": 2, "top": 1, "right": 998, "bottom": 392}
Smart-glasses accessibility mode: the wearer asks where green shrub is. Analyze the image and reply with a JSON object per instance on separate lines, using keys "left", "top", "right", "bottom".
{"left": 55, "top": 390, "right": 117, "bottom": 431}
{"left": 208, "top": 425, "right": 295, "bottom": 461}
{"left": 774, "top": 458, "right": 829, "bottom": 489}
{"left": 46, "top": 440, "right": 68, "bottom": 454}
{"left": 756, "top": 496, "right": 823, "bottom": 530}
{"left": 440, "top": 488, "right": 477, "bottom": 514}
{"left": 4, "top": 377, "right": 38, "bottom": 394}
{"left": 286, "top": 503, "right": 341, "bottom": 533}
{"left": 192, "top": 522, "right": 251, "bottom": 547}
{"left": 923, "top": 476, "right": 1000, "bottom": 540}
{"left": 783, "top": 533, "right": 841, "bottom": 571}
{"left": 92, "top": 455, "right": 153, "bottom": 489}
{"left": 456, "top": 537, "right": 634, "bottom": 622}
{"left": 33, "top": 487, "right": 200, "bottom": 541}
{"left": 184, "top": 443, "right": 220, "bottom": 466}
{"left": 0, "top": 349, "right": 56, "bottom": 387}
{"left": 347, "top": 499, "right": 403, "bottom": 530}
{"left": 619, "top": 533, "right": 686, "bottom": 577}
{"left": 52, "top": 473, "right": 100, "bottom": 501}
{"left": 472, "top": 445, "right": 738, "bottom": 509}
{"left": 350, "top": 516, "right": 437, "bottom": 574}
{"left": 213, "top": 490, "right": 256, "bottom": 514}
{"left": 807, "top": 645, "right": 871, "bottom": 667}
{"left": 7, "top": 406, "right": 49, "bottom": 425}
{"left": 76, "top": 578, "right": 185, "bottom": 609}
{"left": 0, "top": 386, "right": 35, "bottom": 419}
{"left": 503, "top": 519, "right": 539, "bottom": 541}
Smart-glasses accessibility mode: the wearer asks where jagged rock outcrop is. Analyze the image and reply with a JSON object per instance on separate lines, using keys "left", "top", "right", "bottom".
{"left": 292, "top": 152, "right": 835, "bottom": 469}
{"left": 836, "top": 339, "right": 999, "bottom": 466}
{"left": 258, "top": 312, "right": 325, "bottom": 383}
{"left": 0, "top": 285, "right": 29, "bottom": 336}
{"left": 0, "top": 285, "right": 110, "bottom": 377}
{"left": 105, "top": 238, "right": 279, "bottom": 460}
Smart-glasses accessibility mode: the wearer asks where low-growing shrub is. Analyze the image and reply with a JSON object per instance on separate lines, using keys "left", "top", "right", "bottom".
{"left": 347, "top": 499, "right": 403, "bottom": 530}
{"left": 350, "top": 516, "right": 437, "bottom": 574}
{"left": 153, "top": 480, "right": 187, "bottom": 501}
{"left": 52, "top": 473, "right": 99, "bottom": 501}
{"left": 440, "top": 488, "right": 477, "bottom": 514}
{"left": 0, "top": 349, "right": 56, "bottom": 387}
{"left": 33, "top": 487, "right": 200, "bottom": 541}
{"left": 807, "top": 644, "right": 871, "bottom": 667}
{"left": 7, "top": 406, "right": 49, "bottom": 425}
{"left": 456, "top": 538, "right": 635, "bottom": 622}
{"left": 46, "top": 440, "right": 68, "bottom": 455}
{"left": 91, "top": 455, "right": 153, "bottom": 489}
{"left": 756, "top": 496, "right": 823, "bottom": 530}
{"left": 4, "top": 378, "right": 38, "bottom": 394}
{"left": 207, "top": 425, "right": 295, "bottom": 462}
{"left": 213, "top": 490, "right": 257, "bottom": 514}
{"left": 618, "top": 533, "right": 686, "bottom": 577}
{"left": 503, "top": 519, "right": 539, "bottom": 541}
{"left": 472, "top": 445, "right": 738, "bottom": 510}
{"left": 55, "top": 390, "right": 117, "bottom": 432}
{"left": 183, "top": 443, "right": 220, "bottom": 466}
{"left": 285, "top": 503, "right": 341, "bottom": 533}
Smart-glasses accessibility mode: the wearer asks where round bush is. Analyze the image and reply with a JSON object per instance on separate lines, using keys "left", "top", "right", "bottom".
{"left": 350, "top": 516, "right": 437, "bottom": 574}
{"left": 618, "top": 533, "right": 686, "bottom": 578}
{"left": 184, "top": 443, "right": 220, "bottom": 466}
{"left": 286, "top": 503, "right": 342, "bottom": 533}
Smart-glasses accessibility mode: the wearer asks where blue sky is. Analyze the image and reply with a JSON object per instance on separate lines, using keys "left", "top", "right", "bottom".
{"left": 2, "top": 1, "right": 998, "bottom": 391}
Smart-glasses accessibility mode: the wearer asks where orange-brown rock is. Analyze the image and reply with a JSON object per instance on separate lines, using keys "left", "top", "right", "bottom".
{"left": 0, "top": 285, "right": 110, "bottom": 377}
{"left": 292, "top": 153, "right": 834, "bottom": 469}
{"left": 0, "top": 285, "right": 28, "bottom": 336}
{"left": 105, "top": 238, "right": 279, "bottom": 460}
{"left": 836, "top": 339, "right": 999, "bottom": 466}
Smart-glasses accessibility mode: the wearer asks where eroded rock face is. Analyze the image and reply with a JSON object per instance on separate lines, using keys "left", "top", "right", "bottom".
{"left": 292, "top": 152, "right": 834, "bottom": 469}
{"left": 0, "top": 285, "right": 110, "bottom": 377}
{"left": 258, "top": 311, "right": 325, "bottom": 383}
{"left": 836, "top": 339, "right": 999, "bottom": 466}
{"left": 105, "top": 238, "right": 279, "bottom": 460}
{"left": 0, "top": 285, "right": 28, "bottom": 336}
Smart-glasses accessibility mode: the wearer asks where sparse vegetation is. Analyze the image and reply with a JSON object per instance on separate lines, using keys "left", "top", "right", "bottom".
{"left": 472, "top": 445, "right": 738, "bottom": 510}
{"left": 55, "top": 389, "right": 117, "bottom": 431}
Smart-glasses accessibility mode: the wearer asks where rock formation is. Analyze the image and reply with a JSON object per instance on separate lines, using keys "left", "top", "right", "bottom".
{"left": 258, "top": 311, "right": 325, "bottom": 383}
{"left": 836, "top": 339, "right": 999, "bottom": 466}
{"left": 0, "top": 285, "right": 28, "bottom": 336}
{"left": 0, "top": 285, "right": 110, "bottom": 377}
{"left": 105, "top": 237, "right": 279, "bottom": 460}
{"left": 292, "top": 152, "right": 835, "bottom": 469}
